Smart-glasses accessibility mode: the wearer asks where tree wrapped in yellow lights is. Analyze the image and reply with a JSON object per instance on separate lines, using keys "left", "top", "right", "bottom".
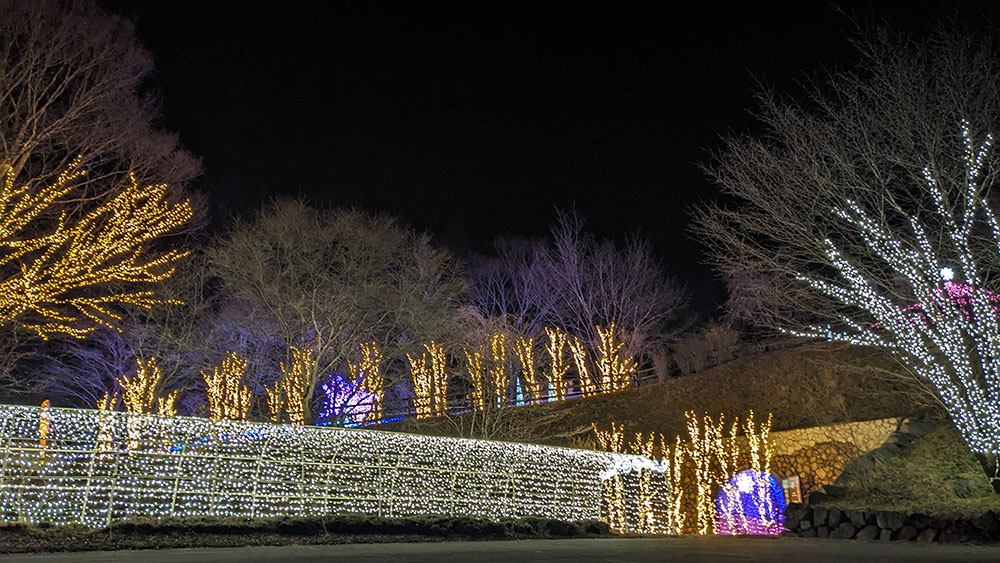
{"left": 568, "top": 336, "right": 597, "bottom": 396}
{"left": 111, "top": 357, "right": 176, "bottom": 416}
{"left": 408, "top": 341, "right": 448, "bottom": 419}
{"left": 544, "top": 327, "right": 571, "bottom": 400}
{"left": 347, "top": 342, "right": 384, "bottom": 425}
{"left": 0, "top": 158, "right": 192, "bottom": 339}
{"left": 272, "top": 345, "right": 313, "bottom": 425}
{"left": 513, "top": 336, "right": 544, "bottom": 403}
{"left": 488, "top": 333, "right": 509, "bottom": 407}
{"left": 462, "top": 346, "right": 488, "bottom": 411}
{"left": 595, "top": 323, "right": 637, "bottom": 393}
{"left": 202, "top": 352, "right": 252, "bottom": 421}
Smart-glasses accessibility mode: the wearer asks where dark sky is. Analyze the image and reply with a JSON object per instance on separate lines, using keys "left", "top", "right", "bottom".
{"left": 103, "top": 1, "right": 995, "bottom": 312}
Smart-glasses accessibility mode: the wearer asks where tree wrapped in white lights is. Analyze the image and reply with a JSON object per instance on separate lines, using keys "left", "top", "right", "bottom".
{"left": 794, "top": 123, "right": 1000, "bottom": 492}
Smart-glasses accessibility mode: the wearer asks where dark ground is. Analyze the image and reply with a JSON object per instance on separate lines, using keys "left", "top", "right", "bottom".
{"left": 7, "top": 537, "right": 1000, "bottom": 563}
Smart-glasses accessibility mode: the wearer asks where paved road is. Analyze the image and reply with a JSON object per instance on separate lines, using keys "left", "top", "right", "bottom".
{"left": 5, "top": 537, "right": 1000, "bottom": 562}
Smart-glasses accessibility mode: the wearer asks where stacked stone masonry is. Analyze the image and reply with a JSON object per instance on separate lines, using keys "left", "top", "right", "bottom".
{"left": 768, "top": 417, "right": 901, "bottom": 495}
{"left": 783, "top": 504, "right": 1000, "bottom": 543}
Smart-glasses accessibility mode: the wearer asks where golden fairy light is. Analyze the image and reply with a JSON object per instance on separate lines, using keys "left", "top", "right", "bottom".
{"left": 592, "top": 422, "right": 626, "bottom": 533}
{"left": 348, "top": 342, "right": 384, "bottom": 424}
{"left": 544, "top": 327, "right": 570, "bottom": 400}
{"left": 463, "top": 347, "right": 488, "bottom": 411}
{"left": 0, "top": 157, "right": 192, "bottom": 339}
{"left": 202, "top": 352, "right": 252, "bottom": 421}
{"left": 408, "top": 341, "right": 448, "bottom": 419}
{"left": 629, "top": 431, "right": 657, "bottom": 534}
{"left": 595, "top": 323, "right": 637, "bottom": 392}
{"left": 568, "top": 336, "right": 597, "bottom": 396}
{"left": 280, "top": 346, "right": 313, "bottom": 425}
{"left": 513, "top": 336, "right": 543, "bottom": 402}
{"left": 489, "top": 333, "right": 508, "bottom": 407}
{"left": 265, "top": 382, "right": 282, "bottom": 423}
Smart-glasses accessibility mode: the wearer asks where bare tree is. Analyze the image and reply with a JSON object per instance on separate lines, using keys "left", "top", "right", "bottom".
{"left": 466, "top": 238, "right": 556, "bottom": 339}
{"left": 0, "top": 0, "right": 201, "bottom": 198}
{"left": 694, "top": 27, "right": 1000, "bottom": 331}
{"left": 694, "top": 26, "right": 1000, "bottom": 491}
{"left": 207, "top": 200, "right": 466, "bottom": 423}
{"left": 542, "top": 209, "right": 690, "bottom": 357}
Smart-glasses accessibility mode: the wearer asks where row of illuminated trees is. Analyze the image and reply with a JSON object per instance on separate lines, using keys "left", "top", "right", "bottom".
{"left": 96, "top": 322, "right": 638, "bottom": 426}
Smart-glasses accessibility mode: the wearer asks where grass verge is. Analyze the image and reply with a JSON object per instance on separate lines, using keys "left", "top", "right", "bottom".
{"left": 827, "top": 422, "right": 1000, "bottom": 517}
{"left": 0, "top": 514, "right": 612, "bottom": 554}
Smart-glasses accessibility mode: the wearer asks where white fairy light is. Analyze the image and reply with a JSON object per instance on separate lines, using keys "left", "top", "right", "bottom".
{"left": 792, "top": 122, "right": 1000, "bottom": 476}
{"left": 0, "top": 404, "right": 662, "bottom": 530}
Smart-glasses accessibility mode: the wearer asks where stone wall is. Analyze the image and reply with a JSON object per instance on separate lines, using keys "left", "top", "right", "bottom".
{"left": 783, "top": 504, "right": 1000, "bottom": 543}
{"left": 768, "top": 417, "right": 901, "bottom": 495}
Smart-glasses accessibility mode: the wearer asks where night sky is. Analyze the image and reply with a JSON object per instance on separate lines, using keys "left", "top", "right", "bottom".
{"left": 102, "top": 1, "right": 995, "bottom": 312}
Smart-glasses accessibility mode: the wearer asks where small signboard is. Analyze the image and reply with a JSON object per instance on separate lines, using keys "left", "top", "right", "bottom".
{"left": 781, "top": 475, "right": 802, "bottom": 504}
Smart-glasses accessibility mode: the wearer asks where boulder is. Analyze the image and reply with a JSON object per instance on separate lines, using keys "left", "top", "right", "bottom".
{"left": 815, "top": 525, "right": 829, "bottom": 538}
{"left": 812, "top": 506, "right": 829, "bottom": 527}
{"left": 886, "top": 432, "right": 914, "bottom": 447}
{"left": 827, "top": 508, "right": 843, "bottom": 528}
{"left": 800, "top": 528, "right": 817, "bottom": 538}
{"left": 799, "top": 520, "right": 812, "bottom": 531}
{"left": 876, "top": 510, "right": 903, "bottom": 531}
{"left": 910, "top": 513, "right": 931, "bottom": 530}
{"left": 972, "top": 510, "right": 997, "bottom": 533}
{"left": 809, "top": 491, "right": 835, "bottom": 505}
{"left": 783, "top": 504, "right": 810, "bottom": 530}
{"left": 855, "top": 524, "right": 880, "bottom": 541}
{"left": 896, "top": 525, "right": 918, "bottom": 541}
{"left": 915, "top": 528, "right": 938, "bottom": 542}
{"left": 822, "top": 485, "right": 849, "bottom": 499}
{"left": 898, "top": 419, "right": 935, "bottom": 437}
{"left": 831, "top": 522, "right": 856, "bottom": 539}
{"left": 878, "top": 529, "right": 893, "bottom": 542}
{"left": 847, "top": 510, "right": 867, "bottom": 528}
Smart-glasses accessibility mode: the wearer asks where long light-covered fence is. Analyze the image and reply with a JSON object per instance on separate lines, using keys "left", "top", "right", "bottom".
{"left": 0, "top": 405, "right": 661, "bottom": 529}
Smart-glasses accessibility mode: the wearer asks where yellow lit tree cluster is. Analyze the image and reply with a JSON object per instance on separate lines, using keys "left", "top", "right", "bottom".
{"left": 412, "top": 324, "right": 637, "bottom": 420}
{"left": 408, "top": 341, "right": 448, "bottom": 419}
{"left": 266, "top": 346, "right": 313, "bottom": 425}
{"left": 544, "top": 327, "right": 571, "bottom": 400}
{"left": 202, "top": 352, "right": 253, "bottom": 421}
{"left": 595, "top": 323, "right": 637, "bottom": 392}
{"left": 591, "top": 410, "right": 774, "bottom": 536}
{"left": 347, "top": 342, "right": 384, "bottom": 425}
{"left": 97, "top": 357, "right": 177, "bottom": 417}
{"left": 0, "top": 158, "right": 192, "bottom": 339}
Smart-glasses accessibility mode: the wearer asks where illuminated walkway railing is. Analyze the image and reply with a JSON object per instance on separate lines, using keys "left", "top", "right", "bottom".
{"left": 0, "top": 405, "right": 656, "bottom": 528}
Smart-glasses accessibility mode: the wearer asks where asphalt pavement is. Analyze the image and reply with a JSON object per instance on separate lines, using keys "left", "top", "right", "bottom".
{"left": 5, "top": 536, "right": 1000, "bottom": 562}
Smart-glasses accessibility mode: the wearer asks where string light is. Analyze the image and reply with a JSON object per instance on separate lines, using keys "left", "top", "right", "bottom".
{"left": 569, "top": 336, "right": 597, "bottom": 397}
{"left": 592, "top": 411, "right": 775, "bottom": 536}
{"left": 792, "top": 122, "right": 1000, "bottom": 466}
{"left": 513, "top": 336, "right": 544, "bottom": 403}
{"left": 489, "top": 334, "right": 508, "bottom": 407}
{"left": 408, "top": 341, "right": 448, "bottom": 419}
{"left": 347, "top": 342, "right": 384, "bottom": 424}
{"left": 595, "top": 323, "right": 637, "bottom": 393}
{"left": 115, "top": 358, "right": 174, "bottom": 416}
{"left": 544, "top": 327, "right": 570, "bottom": 400}
{"left": 279, "top": 346, "right": 313, "bottom": 425}
{"left": 0, "top": 158, "right": 192, "bottom": 339}
{"left": 201, "top": 352, "right": 252, "bottom": 421}
{"left": 462, "top": 347, "right": 488, "bottom": 411}
{"left": 0, "top": 404, "right": 655, "bottom": 528}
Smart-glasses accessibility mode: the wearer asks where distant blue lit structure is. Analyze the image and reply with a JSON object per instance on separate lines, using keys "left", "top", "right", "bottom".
{"left": 714, "top": 470, "right": 785, "bottom": 535}
{"left": 318, "top": 373, "right": 378, "bottom": 427}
